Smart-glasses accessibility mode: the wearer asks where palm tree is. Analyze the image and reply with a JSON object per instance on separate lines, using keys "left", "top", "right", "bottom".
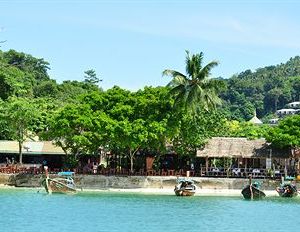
{"left": 163, "top": 51, "right": 222, "bottom": 113}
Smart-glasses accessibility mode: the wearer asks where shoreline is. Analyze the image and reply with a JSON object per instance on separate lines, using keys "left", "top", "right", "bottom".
{"left": 79, "top": 187, "right": 279, "bottom": 197}
{"left": 0, "top": 184, "right": 280, "bottom": 197}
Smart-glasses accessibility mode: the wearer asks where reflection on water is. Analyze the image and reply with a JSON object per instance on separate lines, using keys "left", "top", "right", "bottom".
{"left": 0, "top": 189, "right": 300, "bottom": 232}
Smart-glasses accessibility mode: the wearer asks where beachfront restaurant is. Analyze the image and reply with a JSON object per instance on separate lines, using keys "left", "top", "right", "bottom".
{"left": 0, "top": 141, "right": 65, "bottom": 173}
{"left": 196, "top": 137, "right": 294, "bottom": 179}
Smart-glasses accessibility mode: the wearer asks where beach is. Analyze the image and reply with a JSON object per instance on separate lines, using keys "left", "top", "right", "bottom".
{"left": 79, "top": 186, "right": 281, "bottom": 197}
{"left": 0, "top": 173, "right": 286, "bottom": 197}
{"left": 0, "top": 183, "right": 281, "bottom": 197}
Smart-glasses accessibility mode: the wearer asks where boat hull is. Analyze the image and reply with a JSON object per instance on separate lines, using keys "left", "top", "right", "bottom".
{"left": 276, "top": 185, "right": 298, "bottom": 198}
{"left": 43, "top": 178, "right": 77, "bottom": 194}
{"left": 174, "top": 189, "right": 196, "bottom": 196}
{"left": 241, "top": 185, "right": 266, "bottom": 199}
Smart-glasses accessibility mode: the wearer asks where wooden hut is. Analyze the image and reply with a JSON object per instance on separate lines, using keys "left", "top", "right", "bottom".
{"left": 196, "top": 137, "right": 293, "bottom": 178}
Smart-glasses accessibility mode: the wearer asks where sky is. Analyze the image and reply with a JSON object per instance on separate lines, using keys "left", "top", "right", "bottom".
{"left": 1, "top": 0, "right": 300, "bottom": 90}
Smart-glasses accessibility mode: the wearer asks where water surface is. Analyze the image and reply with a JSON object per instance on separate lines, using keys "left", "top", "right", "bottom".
{"left": 0, "top": 188, "right": 299, "bottom": 232}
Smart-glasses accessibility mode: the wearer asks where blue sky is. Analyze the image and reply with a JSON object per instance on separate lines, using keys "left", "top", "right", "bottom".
{"left": 1, "top": 0, "right": 300, "bottom": 90}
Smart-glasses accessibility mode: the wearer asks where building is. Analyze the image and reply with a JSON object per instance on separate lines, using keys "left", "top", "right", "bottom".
{"left": 196, "top": 137, "right": 294, "bottom": 177}
{"left": 269, "top": 118, "right": 279, "bottom": 124}
{"left": 287, "top": 101, "right": 300, "bottom": 109}
{"left": 0, "top": 141, "right": 65, "bottom": 168}
{"left": 276, "top": 108, "right": 296, "bottom": 117}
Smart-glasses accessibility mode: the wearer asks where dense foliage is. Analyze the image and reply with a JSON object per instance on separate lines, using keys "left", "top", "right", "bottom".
{"left": 220, "top": 56, "right": 300, "bottom": 121}
{"left": 266, "top": 115, "right": 300, "bottom": 149}
{"left": 0, "top": 48, "right": 299, "bottom": 169}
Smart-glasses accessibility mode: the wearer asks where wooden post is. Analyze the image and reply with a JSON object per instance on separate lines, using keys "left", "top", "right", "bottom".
{"left": 245, "top": 158, "right": 248, "bottom": 177}
{"left": 284, "top": 158, "right": 287, "bottom": 178}
{"left": 205, "top": 156, "right": 209, "bottom": 175}
{"left": 44, "top": 166, "right": 51, "bottom": 194}
{"left": 44, "top": 166, "right": 49, "bottom": 178}
{"left": 249, "top": 174, "right": 253, "bottom": 200}
{"left": 249, "top": 174, "right": 252, "bottom": 185}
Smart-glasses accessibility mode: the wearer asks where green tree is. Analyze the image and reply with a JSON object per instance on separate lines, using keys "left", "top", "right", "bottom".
{"left": 267, "top": 88, "right": 283, "bottom": 111}
{"left": 171, "top": 110, "right": 227, "bottom": 156}
{"left": 33, "top": 80, "right": 59, "bottom": 98}
{"left": 3, "top": 49, "right": 50, "bottom": 81}
{"left": 43, "top": 103, "right": 99, "bottom": 156}
{"left": 0, "top": 65, "right": 34, "bottom": 99}
{"left": 100, "top": 87, "right": 171, "bottom": 173}
{"left": 266, "top": 115, "right": 300, "bottom": 149}
{"left": 224, "top": 121, "right": 269, "bottom": 139}
{"left": 84, "top": 69, "right": 102, "bottom": 85}
{"left": 163, "top": 51, "right": 222, "bottom": 113}
{"left": 56, "top": 80, "right": 98, "bottom": 103}
{"left": 0, "top": 97, "right": 40, "bottom": 163}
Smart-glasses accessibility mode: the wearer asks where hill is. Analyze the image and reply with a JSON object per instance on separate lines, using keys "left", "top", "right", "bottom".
{"left": 220, "top": 56, "right": 300, "bottom": 121}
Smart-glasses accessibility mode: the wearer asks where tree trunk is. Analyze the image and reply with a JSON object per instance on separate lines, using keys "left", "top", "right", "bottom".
{"left": 129, "top": 147, "right": 140, "bottom": 174}
{"left": 130, "top": 154, "right": 134, "bottom": 174}
{"left": 19, "top": 141, "right": 23, "bottom": 164}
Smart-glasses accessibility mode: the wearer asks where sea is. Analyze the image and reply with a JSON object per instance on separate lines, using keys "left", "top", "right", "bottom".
{"left": 0, "top": 188, "right": 300, "bottom": 232}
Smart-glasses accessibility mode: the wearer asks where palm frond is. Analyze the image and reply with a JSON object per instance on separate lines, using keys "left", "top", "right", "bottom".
{"left": 197, "top": 61, "right": 219, "bottom": 81}
{"left": 169, "top": 84, "right": 186, "bottom": 95}
{"left": 186, "top": 51, "right": 204, "bottom": 79}
{"left": 201, "top": 90, "right": 222, "bottom": 111}
{"left": 186, "top": 84, "right": 203, "bottom": 110}
{"left": 174, "top": 91, "right": 188, "bottom": 109}
{"left": 166, "top": 73, "right": 188, "bottom": 93}
{"left": 164, "top": 51, "right": 221, "bottom": 114}
{"left": 162, "top": 69, "right": 186, "bottom": 79}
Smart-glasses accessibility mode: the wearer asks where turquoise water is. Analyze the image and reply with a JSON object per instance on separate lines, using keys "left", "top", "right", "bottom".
{"left": 1, "top": 189, "right": 300, "bottom": 232}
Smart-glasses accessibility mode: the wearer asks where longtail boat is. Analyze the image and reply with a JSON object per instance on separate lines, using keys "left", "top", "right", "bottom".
{"left": 241, "top": 175, "right": 265, "bottom": 200}
{"left": 276, "top": 183, "right": 298, "bottom": 198}
{"left": 42, "top": 166, "right": 77, "bottom": 194}
{"left": 174, "top": 178, "right": 196, "bottom": 196}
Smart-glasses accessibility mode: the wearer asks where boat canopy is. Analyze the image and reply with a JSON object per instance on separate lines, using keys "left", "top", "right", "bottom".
{"left": 177, "top": 177, "right": 194, "bottom": 184}
{"left": 58, "top": 171, "right": 75, "bottom": 176}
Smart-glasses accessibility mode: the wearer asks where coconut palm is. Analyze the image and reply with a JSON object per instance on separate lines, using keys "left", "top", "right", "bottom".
{"left": 163, "top": 51, "right": 222, "bottom": 113}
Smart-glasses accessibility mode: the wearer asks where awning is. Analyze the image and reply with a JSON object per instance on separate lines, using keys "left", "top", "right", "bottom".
{"left": 0, "top": 141, "right": 65, "bottom": 155}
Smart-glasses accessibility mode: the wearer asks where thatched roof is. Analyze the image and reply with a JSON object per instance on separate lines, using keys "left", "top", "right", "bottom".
{"left": 196, "top": 137, "right": 292, "bottom": 158}
{"left": 0, "top": 141, "right": 65, "bottom": 155}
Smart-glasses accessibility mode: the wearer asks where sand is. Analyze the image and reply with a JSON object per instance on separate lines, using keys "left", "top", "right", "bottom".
{"left": 79, "top": 186, "right": 279, "bottom": 197}
{"left": 0, "top": 183, "right": 280, "bottom": 197}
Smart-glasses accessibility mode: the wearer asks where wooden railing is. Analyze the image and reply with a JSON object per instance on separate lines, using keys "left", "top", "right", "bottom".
{"left": 0, "top": 164, "right": 289, "bottom": 179}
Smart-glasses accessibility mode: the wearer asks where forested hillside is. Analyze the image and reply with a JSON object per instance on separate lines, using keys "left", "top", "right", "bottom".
{"left": 220, "top": 57, "right": 300, "bottom": 121}
{"left": 1, "top": 49, "right": 299, "bottom": 124}
{"left": 0, "top": 49, "right": 100, "bottom": 102}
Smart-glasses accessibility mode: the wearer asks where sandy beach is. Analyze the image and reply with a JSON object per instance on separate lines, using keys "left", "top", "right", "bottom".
{"left": 0, "top": 183, "right": 281, "bottom": 197}
{"left": 78, "top": 186, "right": 280, "bottom": 197}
